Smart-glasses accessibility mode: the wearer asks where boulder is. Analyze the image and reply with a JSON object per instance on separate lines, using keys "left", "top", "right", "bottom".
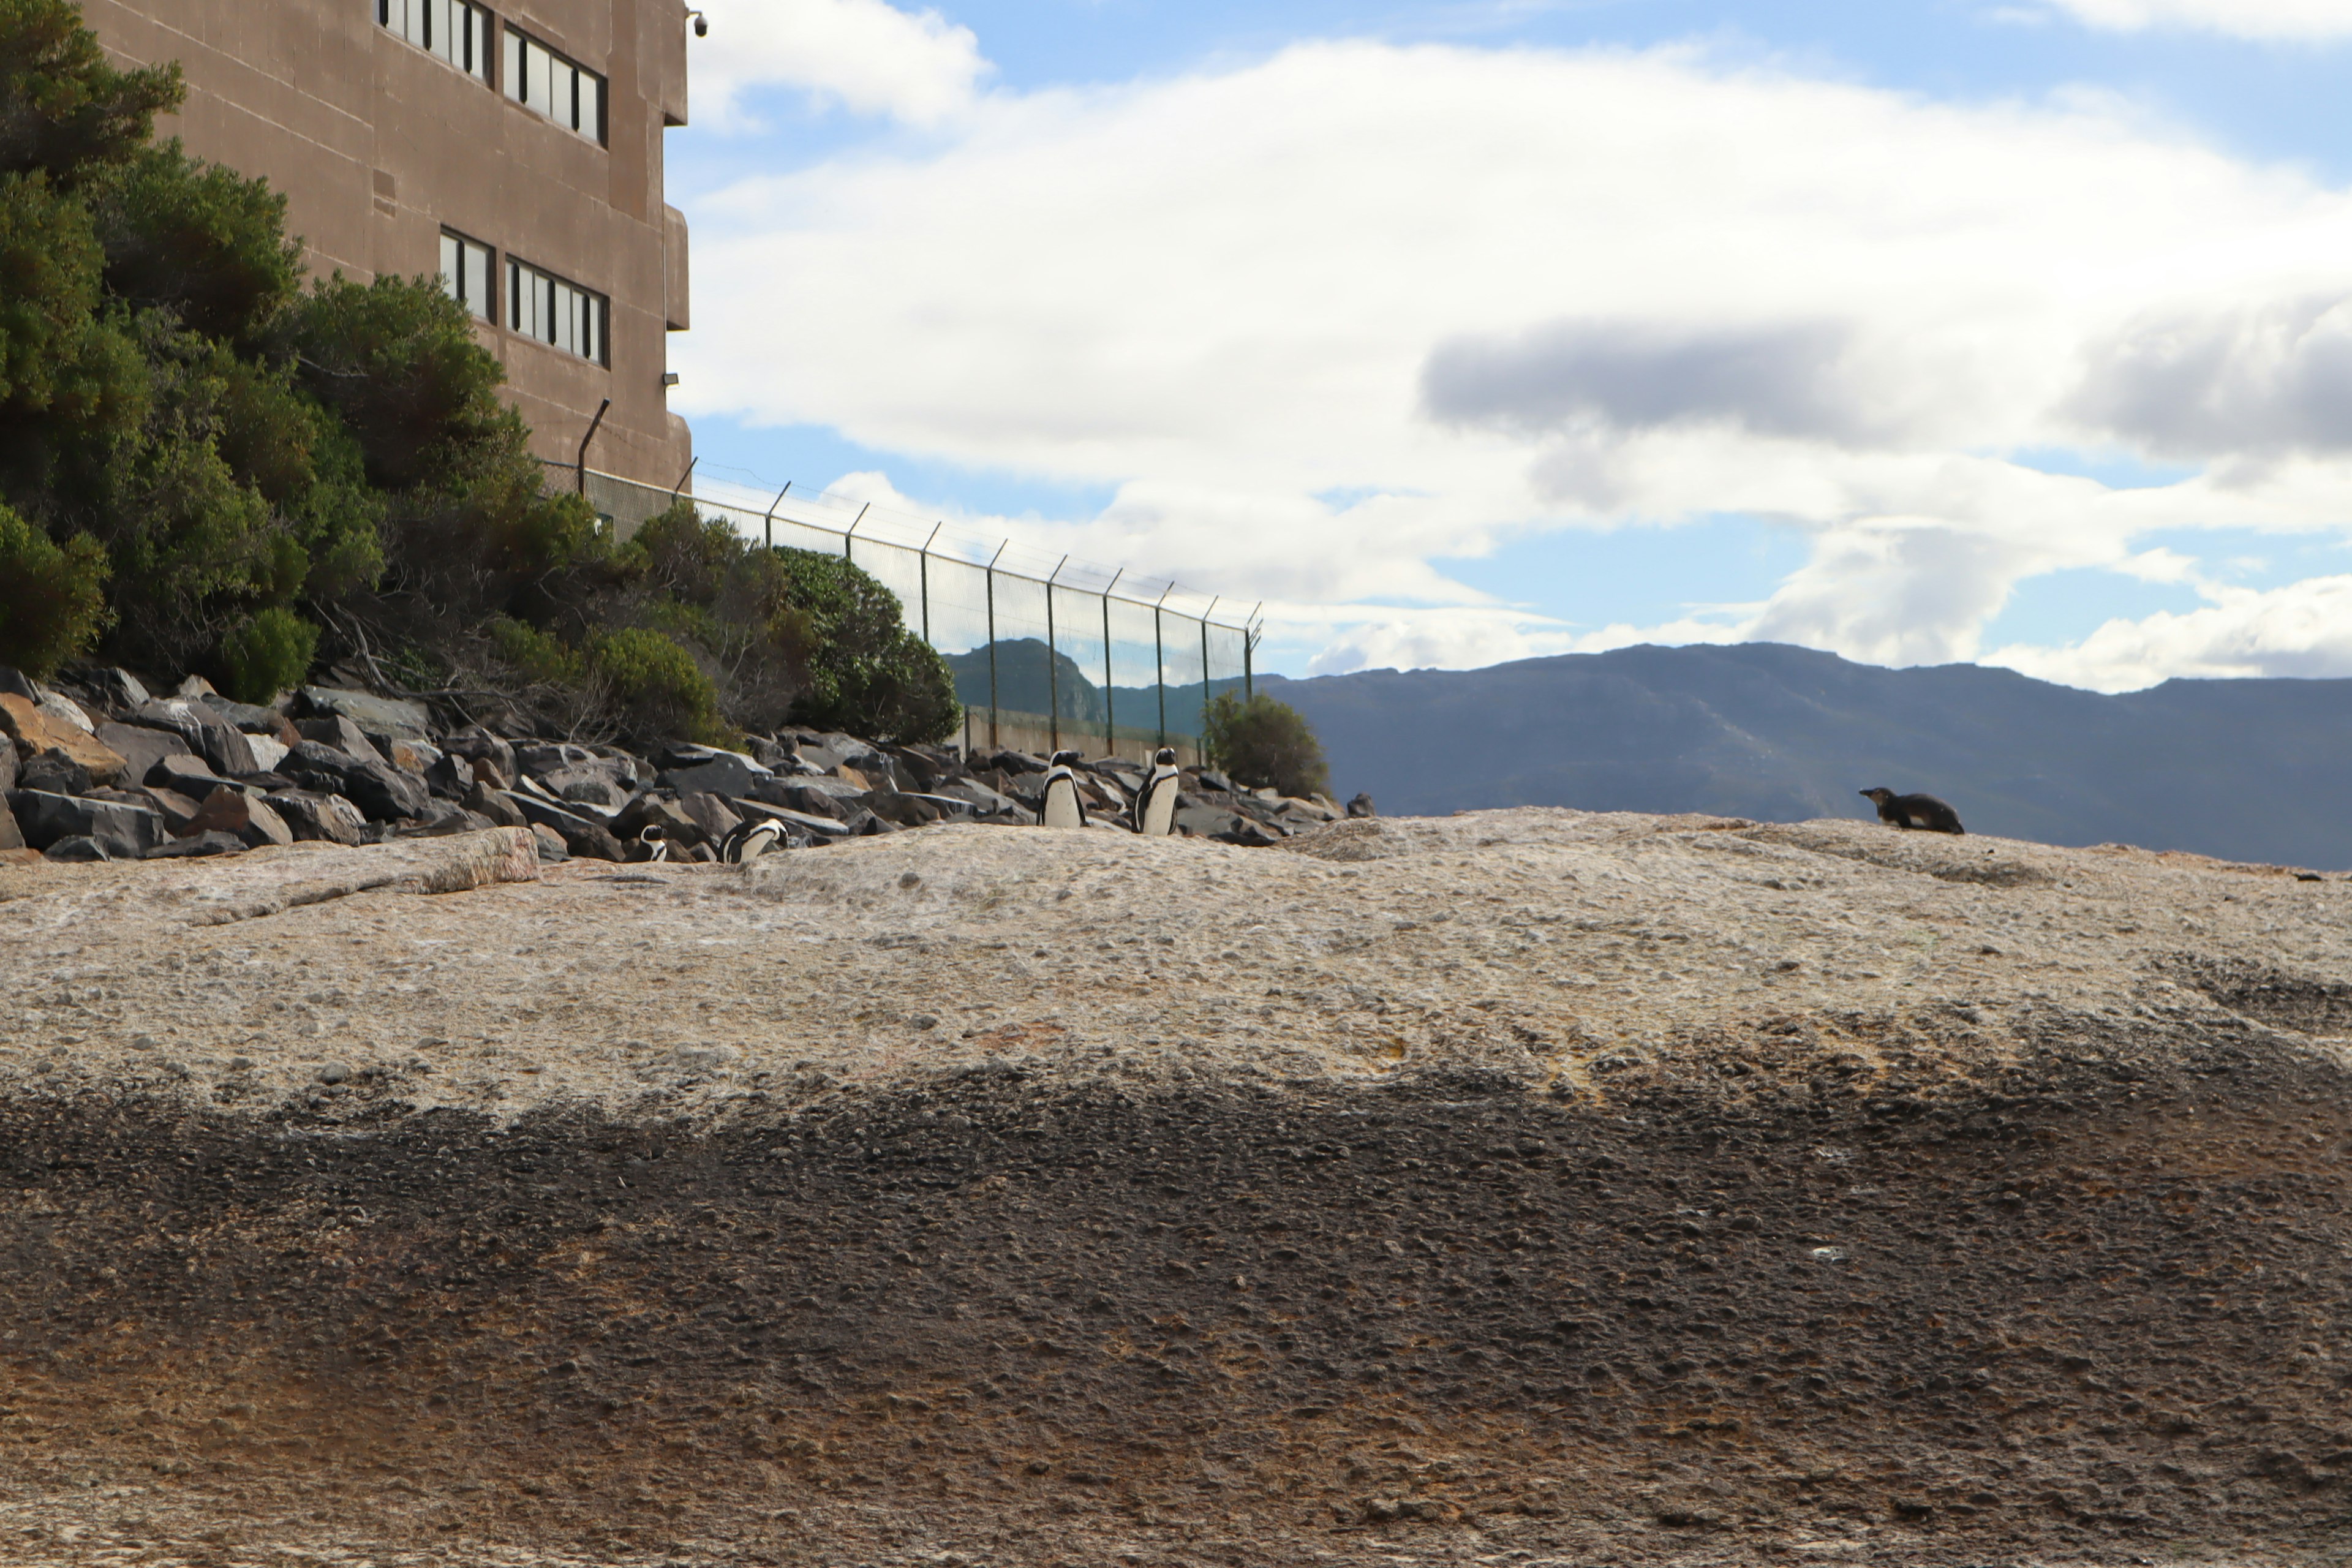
{"left": 83, "top": 668, "right": 151, "bottom": 709}
{"left": 677, "top": 791, "right": 742, "bottom": 842}
{"left": 97, "top": 722, "right": 192, "bottom": 788}
{"left": 529, "top": 823, "right": 569, "bottom": 862}
{"left": 292, "top": 686, "right": 430, "bottom": 741}
{"left": 1198, "top": 769, "right": 1238, "bottom": 794}
{"left": 863, "top": 791, "right": 940, "bottom": 827}
{"left": 150, "top": 752, "right": 243, "bottom": 798}
{"left": 508, "top": 792, "right": 627, "bottom": 861}
{"left": 143, "top": 831, "right": 247, "bottom": 859}
{"left": 17, "top": 748, "right": 91, "bottom": 797}
{"left": 126, "top": 698, "right": 257, "bottom": 776}
{"left": 541, "top": 763, "right": 631, "bottom": 809}
{"left": 424, "top": 752, "right": 475, "bottom": 800}
{"left": 462, "top": 785, "right": 528, "bottom": 831}
{"left": 0, "top": 796, "right": 20, "bottom": 851}
{"left": 1175, "top": 804, "right": 1247, "bottom": 840}
{"left": 0, "top": 665, "right": 35, "bottom": 700}
{"left": 36, "top": 690, "right": 94, "bottom": 734}
{"left": 612, "top": 793, "right": 706, "bottom": 846}
{"left": 938, "top": 778, "right": 1025, "bottom": 818}
{"left": 732, "top": 799, "right": 850, "bottom": 839}
{"left": 268, "top": 790, "right": 367, "bottom": 846}
{"left": 1346, "top": 792, "right": 1377, "bottom": 819}
{"left": 293, "top": 716, "right": 387, "bottom": 767}
{"left": 135, "top": 784, "right": 205, "bottom": 836}
{"left": 244, "top": 733, "right": 290, "bottom": 774}
{"left": 0, "top": 739, "right": 12, "bottom": 795}
{"left": 281, "top": 740, "right": 429, "bottom": 822}
{"left": 384, "top": 738, "right": 442, "bottom": 776}
{"left": 0, "top": 695, "right": 127, "bottom": 785}
{"left": 43, "top": 835, "right": 113, "bottom": 861}
{"left": 9, "top": 791, "right": 164, "bottom": 856}
{"left": 516, "top": 742, "right": 600, "bottom": 777}
{"left": 441, "top": 728, "right": 516, "bottom": 790}
{"left": 186, "top": 786, "right": 294, "bottom": 848}
{"left": 658, "top": 752, "right": 763, "bottom": 799}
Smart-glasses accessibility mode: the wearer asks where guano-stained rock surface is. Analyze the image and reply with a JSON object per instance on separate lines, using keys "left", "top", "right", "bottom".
{"left": 0, "top": 811, "right": 2346, "bottom": 1567}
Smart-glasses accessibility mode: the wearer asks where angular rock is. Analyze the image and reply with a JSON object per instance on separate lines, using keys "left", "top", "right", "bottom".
{"left": 0, "top": 796, "right": 19, "bottom": 852}
{"left": 1198, "top": 769, "right": 1238, "bottom": 794}
{"left": 143, "top": 831, "right": 247, "bottom": 860}
{"left": 0, "top": 665, "right": 35, "bottom": 700}
{"left": 611, "top": 793, "right": 705, "bottom": 846}
{"left": 529, "top": 823, "right": 569, "bottom": 863}
{"left": 187, "top": 786, "right": 294, "bottom": 848}
{"left": 509, "top": 792, "right": 627, "bottom": 861}
{"left": 1175, "top": 804, "right": 1248, "bottom": 840}
{"left": 97, "top": 722, "right": 193, "bottom": 789}
{"left": 36, "top": 690, "right": 94, "bottom": 734}
{"left": 441, "top": 728, "right": 516, "bottom": 791}
{"left": 267, "top": 790, "right": 367, "bottom": 846}
{"left": 245, "top": 734, "right": 290, "bottom": 774}
{"left": 864, "top": 791, "right": 940, "bottom": 827}
{"left": 939, "top": 778, "right": 1023, "bottom": 817}
{"left": 463, "top": 785, "right": 528, "bottom": 831}
{"left": 151, "top": 752, "right": 243, "bottom": 799}
{"left": 127, "top": 699, "right": 257, "bottom": 776}
{"left": 516, "top": 742, "right": 601, "bottom": 778}
{"left": 281, "top": 740, "right": 429, "bottom": 822}
{"left": 0, "top": 739, "right": 13, "bottom": 796}
{"left": 136, "top": 784, "right": 205, "bottom": 835}
{"left": 0, "top": 695, "right": 127, "bottom": 784}
{"left": 421, "top": 752, "right": 472, "bottom": 799}
{"left": 658, "top": 752, "right": 763, "bottom": 799}
{"left": 678, "top": 791, "right": 742, "bottom": 842}
{"left": 17, "top": 748, "right": 91, "bottom": 797}
{"left": 1347, "top": 791, "right": 1377, "bottom": 819}
{"left": 384, "top": 738, "right": 442, "bottom": 777}
{"left": 292, "top": 686, "right": 430, "bottom": 740}
{"left": 541, "top": 763, "right": 630, "bottom": 809}
{"left": 733, "top": 799, "right": 850, "bottom": 839}
{"left": 86, "top": 668, "right": 151, "bottom": 709}
{"left": 293, "top": 716, "right": 387, "bottom": 767}
{"left": 9, "top": 791, "right": 164, "bottom": 856}
{"left": 43, "top": 835, "right": 113, "bottom": 861}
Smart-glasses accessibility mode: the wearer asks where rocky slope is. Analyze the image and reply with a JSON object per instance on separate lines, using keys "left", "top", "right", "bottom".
{"left": 0, "top": 812, "right": 2346, "bottom": 1566}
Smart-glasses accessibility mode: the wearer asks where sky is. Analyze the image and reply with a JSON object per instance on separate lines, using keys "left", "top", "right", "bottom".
{"left": 665, "top": 0, "right": 2352, "bottom": 690}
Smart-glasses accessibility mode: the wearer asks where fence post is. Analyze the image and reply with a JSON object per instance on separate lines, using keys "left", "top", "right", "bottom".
{"left": 919, "top": 521, "right": 941, "bottom": 645}
{"left": 1045, "top": 556, "right": 1068, "bottom": 755}
{"left": 762, "top": 481, "right": 791, "bottom": 552}
{"left": 843, "top": 502, "right": 869, "bottom": 568}
{"left": 1244, "top": 603, "right": 1262, "bottom": 699}
{"left": 1100, "top": 569, "right": 1121, "bottom": 758}
{"left": 1153, "top": 585, "right": 1171, "bottom": 749}
{"left": 986, "top": 541, "right": 1005, "bottom": 749}
{"left": 1201, "top": 597, "right": 1219, "bottom": 736}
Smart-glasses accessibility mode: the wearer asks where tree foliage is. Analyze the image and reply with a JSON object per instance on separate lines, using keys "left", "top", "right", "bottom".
{"left": 1203, "top": 690, "right": 1329, "bottom": 799}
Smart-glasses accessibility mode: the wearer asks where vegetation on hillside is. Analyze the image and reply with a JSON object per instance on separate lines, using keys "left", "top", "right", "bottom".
{"left": 0, "top": 0, "right": 958, "bottom": 745}
{"left": 1202, "top": 690, "right": 1329, "bottom": 799}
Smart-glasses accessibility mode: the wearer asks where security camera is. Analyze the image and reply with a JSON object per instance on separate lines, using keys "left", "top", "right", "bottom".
{"left": 688, "top": 9, "right": 708, "bottom": 36}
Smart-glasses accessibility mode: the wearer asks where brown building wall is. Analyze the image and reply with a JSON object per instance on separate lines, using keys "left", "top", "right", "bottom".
{"left": 83, "top": 0, "right": 693, "bottom": 491}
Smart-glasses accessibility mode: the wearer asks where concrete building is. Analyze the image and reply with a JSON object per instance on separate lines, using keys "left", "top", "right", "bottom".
{"left": 85, "top": 0, "right": 696, "bottom": 490}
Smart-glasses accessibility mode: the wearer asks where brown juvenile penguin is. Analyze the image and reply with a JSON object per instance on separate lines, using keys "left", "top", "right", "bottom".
{"left": 1859, "top": 787, "right": 1964, "bottom": 835}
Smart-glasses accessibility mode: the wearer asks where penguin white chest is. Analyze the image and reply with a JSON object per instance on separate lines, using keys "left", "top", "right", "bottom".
{"left": 1139, "top": 772, "right": 1178, "bottom": 836}
{"left": 1042, "top": 775, "right": 1085, "bottom": 829}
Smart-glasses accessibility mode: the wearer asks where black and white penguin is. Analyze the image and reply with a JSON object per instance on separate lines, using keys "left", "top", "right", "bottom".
{"left": 635, "top": 824, "right": 671, "bottom": 863}
{"left": 722, "top": 818, "right": 785, "bottom": 864}
{"left": 1132, "top": 747, "right": 1180, "bottom": 836}
{"left": 1040, "top": 749, "right": 1087, "bottom": 829}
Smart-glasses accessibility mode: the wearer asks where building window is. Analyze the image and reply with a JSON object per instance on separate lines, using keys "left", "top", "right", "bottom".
{"left": 379, "top": 0, "right": 491, "bottom": 85}
{"left": 502, "top": 28, "right": 604, "bottom": 144}
{"left": 509, "top": 258, "right": 607, "bottom": 365}
{"left": 440, "top": 230, "right": 495, "bottom": 323}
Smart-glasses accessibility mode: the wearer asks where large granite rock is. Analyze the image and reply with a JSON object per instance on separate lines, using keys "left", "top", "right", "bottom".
{"left": 0, "top": 694, "right": 126, "bottom": 785}
{"left": 7, "top": 790, "right": 163, "bottom": 856}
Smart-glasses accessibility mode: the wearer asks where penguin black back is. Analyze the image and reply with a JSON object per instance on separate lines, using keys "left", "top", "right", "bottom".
{"left": 1859, "top": 787, "right": 1964, "bottom": 835}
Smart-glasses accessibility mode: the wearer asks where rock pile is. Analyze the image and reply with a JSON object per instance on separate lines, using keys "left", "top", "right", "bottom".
{"left": 0, "top": 663, "right": 1346, "bottom": 864}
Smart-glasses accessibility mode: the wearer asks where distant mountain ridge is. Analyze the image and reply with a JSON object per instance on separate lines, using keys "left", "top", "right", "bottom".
{"left": 1260, "top": 642, "right": 2352, "bottom": 868}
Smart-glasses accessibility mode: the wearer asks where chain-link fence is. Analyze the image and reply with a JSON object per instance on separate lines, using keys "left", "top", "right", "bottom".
{"left": 562, "top": 462, "right": 1262, "bottom": 762}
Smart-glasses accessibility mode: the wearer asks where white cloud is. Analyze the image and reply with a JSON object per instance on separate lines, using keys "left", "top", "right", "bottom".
{"left": 2043, "top": 1, "right": 2352, "bottom": 40}
{"left": 679, "top": 38, "right": 2352, "bottom": 686}
{"left": 1988, "top": 576, "right": 2352, "bottom": 689}
{"left": 692, "top": 0, "right": 989, "bottom": 129}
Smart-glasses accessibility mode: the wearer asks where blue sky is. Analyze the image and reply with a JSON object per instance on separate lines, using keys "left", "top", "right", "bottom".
{"left": 668, "top": 0, "right": 2352, "bottom": 688}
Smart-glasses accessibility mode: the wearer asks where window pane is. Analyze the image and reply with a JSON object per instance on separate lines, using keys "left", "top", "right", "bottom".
{"left": 535, "top": 47, "right": 555, "bottom": 122}
{"left": 580, "top": 73, "right": 601, "bottom": 142}
{"left": 503, "top": 31, "right": 523, "bottom": 100}
{"left": 439, "top": 233, "right": 460, "bottom": 302}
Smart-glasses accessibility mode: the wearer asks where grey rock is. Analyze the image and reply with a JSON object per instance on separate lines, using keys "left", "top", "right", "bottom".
{"left": 97, "top": 722, "right": 193, "bottom": 791}
{"left": 441, "top": 728, "right": 516, "bottom": 791}
{"left": 515, "top": 742, "right": 601, "bottom": 778}
{"left": 1198, "top": 769, "right": 1237, "bottom": 794}
{"left": 128, "top": 699, "right": 258, "bottom": 777}
{"left": 540, "top": 763, "right": 631, "bottom": 809}
{"left": 658, "top": 753, "right": 763, "bottom": 799}
{"left": 266, "top": 790, "right": 367, "bottom": 846}
{"left": 0, "top": 665, "right": 37, "bottom": 700}
{"left": 733, "top": 800, "right": 850, "bottom": 839}
{"left": 424, "top": 752, "right": 475, "bottom": 800}
{"left": 678, "top": 791, "right": 743, "bottom": 842}
{"left": 87, "top": 668, "right": 151, "bottom": 709}
{"left": 282, "top": 741, "right": 428, "bottom": 821}
{"left": 9, "top": 791, "right": 164, "bottom": 856}
{"left": 43, "top": 835, "right": 113, "bottom": 862}
{"left": 292, "top": 686, "right": 430, "bottom": 740}
{"left": 463, "top": 785, "right": 528, "bottom": 831}
{"left": 149, "top": 752, "right": 241, "bottom": 798}
{"left": 0, "top": 795, "right": 20, "bottom": 851}
{"left": 611, "top": 793, "right": 706, "bottom": 846}
{"left": 1175, "top": 804, "right": 1246, "bottom": 840}
{"left": 36, "top": 690, "right": 94, "bottom": 734}
{"left": 143, "top": 831, "right": 247, "bottom": 859}
{"left": 204, "top": 696, "right": 290, "bottom": 736}
{"left": 293, "top": 716, "right": 387, "bottom": 767}
{"left": 244, "top": 734, "right": 290, "bottom": 774}
{"left": 134, "top": 784, "right": 205, "bottom": 836}
{"left": 1347, "top": 791, "right": 1377, "bottom": 819}
{"left": 509, "top": 792, "right": 627, "bottom": 861}
{"left": 186, "top": 786, "right": 293, "bottom": 848}
{"left": 0, "top": 737, "right": 13, "bottom": 796}
{"left": 529, "top": 823, "right": 570, "bottom": 862}
{"left": 17, "top": 748, "right": 91, "bottom": 797}
{"left": 316, "top": 1061, "right": 352, "bottom": 1085}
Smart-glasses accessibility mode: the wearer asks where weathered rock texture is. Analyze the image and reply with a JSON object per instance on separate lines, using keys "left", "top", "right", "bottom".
{"left": 0, "top": 812, "right": 2346, "bottom": 1566}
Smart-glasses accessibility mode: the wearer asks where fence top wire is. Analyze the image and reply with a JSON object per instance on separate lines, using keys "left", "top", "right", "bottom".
{"left": 639, "top": 466, "right": 1258, "bottom": 636}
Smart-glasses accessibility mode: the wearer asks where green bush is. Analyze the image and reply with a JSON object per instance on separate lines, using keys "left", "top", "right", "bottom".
{"left": 1203, "top": 690, "right": 1329, "bottom": 798}
{"left": 215, "top": 603, "right": 314, "bottom": 702}
{"left": 767, "top": 546, "right": 960, "bottom": 745}
{"left": 0, "top": 500, "right": 108, "bottom": 676}
{"left": 590, "top": 627, "right": 726, "bottom": 747}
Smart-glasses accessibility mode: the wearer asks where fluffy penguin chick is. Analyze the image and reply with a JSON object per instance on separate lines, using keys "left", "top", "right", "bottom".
{"left": 1133, "top": 746, "right": 1180, "bottom": 835}
{"left": 1858, "top": 786, "right": 1965, "bottom": 835}
{"left": 1041, "top": 750, "right": 1087, "bottom": 830}
{"left": 724, "top": 818, "right": 783, "bottom": 864}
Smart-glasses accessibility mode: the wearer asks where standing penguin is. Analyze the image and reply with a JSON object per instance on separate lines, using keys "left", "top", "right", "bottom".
{"left": 1131, "top": 747, "right": 1180, "bottom": 836}
{"left": 635, "top": 825, "right": 671, "bottom": 863}
{"left": 1040, "top": 749, "right": 1087, "bottom": 829}
{"left": 722, "top": 818, "right": 784, "bottom": 864}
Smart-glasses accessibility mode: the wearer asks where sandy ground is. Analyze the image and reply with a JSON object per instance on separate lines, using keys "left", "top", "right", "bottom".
{"left": 0, "top": 812, "right": 2345, "bottom": 1565}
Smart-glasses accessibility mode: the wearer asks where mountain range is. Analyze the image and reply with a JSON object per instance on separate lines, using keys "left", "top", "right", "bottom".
{"left": 1259, "top": 642, "right": 2352, "bottom": 868}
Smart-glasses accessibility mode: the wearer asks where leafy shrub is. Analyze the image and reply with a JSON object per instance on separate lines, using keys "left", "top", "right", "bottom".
{"left": 590, "top": 627, "right": 726, "bottom": 747}
{"left": 1203, "top": 691, "right": 1329, "bottom": 798}
{"left": 491, "top": 616, "right": 584, "bottom": 686}
{"left": 0, "top": 500, "right": 107, "bottom": 676}
{"left": 215, "top": 603, "right": 315, "bottom": 701}
{"left": 767, "top": 546, "right": 960, "bottom": 745}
